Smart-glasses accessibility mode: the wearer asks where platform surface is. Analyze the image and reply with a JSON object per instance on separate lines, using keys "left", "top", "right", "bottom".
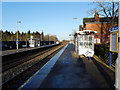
{"left": 39, "top": 44, "right": 97, "bottom": 88}
{"left": 21, "top": 44, "right": 114, "bottom": 89}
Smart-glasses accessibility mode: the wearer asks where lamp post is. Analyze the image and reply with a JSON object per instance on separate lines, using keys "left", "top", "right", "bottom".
{"left": 72, "top": 29, "right": 76, "bottom": 44}
{"left": 48, "top": 35, "right": 49, "bottom": 45}
{"left": 41, "top": 32, "right": 42, "bottom": 46}
{"left": 73, "top": 17, "right": 79, "bottom": 30}
{"left": 48, "top": 34, "right": 50, "bottom": 45}
{"left": 16, "top": 21, "right": 21, "bottom": 51}
{"left": 49, "top": 35, "right": 50, "bottom": 45}
{"left": 73, "top": 17, "right": 79, "bottom": 44}
{"left": 54, "top": 35, "right": 56, "bottom": 44}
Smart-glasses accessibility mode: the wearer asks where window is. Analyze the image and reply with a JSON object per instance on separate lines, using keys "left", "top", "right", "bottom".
{"left": 84, "top": 42, "right": 88, "bottom": 48}
{"left": 84, "top": 42, "right": 93, "bottom": 49}
{"left": 80, "top": 42, "right": 83, "bottom": 46}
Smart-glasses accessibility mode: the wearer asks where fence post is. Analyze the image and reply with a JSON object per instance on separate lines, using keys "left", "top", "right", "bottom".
{"left": 109, "top": 51, "right": 112, "bottom": 67}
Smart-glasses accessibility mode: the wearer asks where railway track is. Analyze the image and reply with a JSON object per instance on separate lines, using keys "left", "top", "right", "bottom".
{"left": 1, "top": 45, "right": 64, "bottom": 89}
{"left": 2, "top": 45, "right": 59, "bottom": 72}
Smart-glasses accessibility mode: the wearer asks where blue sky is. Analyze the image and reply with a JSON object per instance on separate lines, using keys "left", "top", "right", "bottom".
{"left": 2, "top": 2, "right": 94, "bottom": 40}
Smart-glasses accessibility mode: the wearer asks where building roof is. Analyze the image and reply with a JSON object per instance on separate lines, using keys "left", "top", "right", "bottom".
{"left": 74, "top": 30, "right": 97, "bottom": 36}
{"left": 83, "top": 17, "right": 118, "bottom": 23}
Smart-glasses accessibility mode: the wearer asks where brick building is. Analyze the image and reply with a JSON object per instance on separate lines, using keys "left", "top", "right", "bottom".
{"left": 82, "top": 12, "right": 118, "bottom": 44}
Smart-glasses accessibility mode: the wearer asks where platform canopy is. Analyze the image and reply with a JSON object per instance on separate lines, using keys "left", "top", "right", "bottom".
{"left": 83, "top": 30, "right": 97, "bottom": 34}
{"left": 74, "top": 30, "right": 97, "bottom": 36}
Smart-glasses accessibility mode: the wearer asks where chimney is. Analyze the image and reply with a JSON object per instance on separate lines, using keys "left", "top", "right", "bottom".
{"left": 79, "top": 25, "right": 83, "bottom": 31}
{"left": 94, "top": 12, "right": 99, "bottom": 22}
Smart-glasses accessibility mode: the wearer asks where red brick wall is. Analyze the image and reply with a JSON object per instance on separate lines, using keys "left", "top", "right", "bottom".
{"left": 85, "top": 23, "right": 101, "bottom": 39}
{"left": 84, "top": 23, "right": 118, "bottom": 43}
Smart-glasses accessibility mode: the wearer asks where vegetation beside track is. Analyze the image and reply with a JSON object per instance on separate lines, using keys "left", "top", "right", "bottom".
{"left": 94, "top": 44, "right": 118, "bottom": 68}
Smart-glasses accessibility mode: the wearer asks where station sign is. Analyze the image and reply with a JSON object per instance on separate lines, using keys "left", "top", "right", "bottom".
{"left": 110, "top": 26, "right": 118, "bottom": 53}
{"left": 15, "top": 39, "right": 20, "bottom": 40}
{"left": 110, "top": 26, "right": 118, "bottom": 33}
{"left": 69, "top": 34, "right": 73, "bottom": 36}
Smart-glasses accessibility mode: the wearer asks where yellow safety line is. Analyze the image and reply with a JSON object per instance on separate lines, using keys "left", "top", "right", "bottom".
{"left": 93, "top": 55, "right": 115, "bottom": 72}
{"left": 112, "top": 64, "right": 115, "bottom": 68}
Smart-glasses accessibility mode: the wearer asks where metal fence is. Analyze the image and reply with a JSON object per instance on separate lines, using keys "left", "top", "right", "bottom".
{"left": 2, "top": 41, "right": 54, "bottom": 51}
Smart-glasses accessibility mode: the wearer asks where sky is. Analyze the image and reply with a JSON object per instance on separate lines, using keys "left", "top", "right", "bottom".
{"left": 2, "top": 2, "right": 95, "bottom": 40}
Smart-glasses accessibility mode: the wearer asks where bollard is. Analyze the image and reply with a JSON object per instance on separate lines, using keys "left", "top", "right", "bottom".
{"left": 89, "top": 57, "right": 91, "bottom": 62}
{"left": 109, "top": 51, "right": 112, "bottom": 67}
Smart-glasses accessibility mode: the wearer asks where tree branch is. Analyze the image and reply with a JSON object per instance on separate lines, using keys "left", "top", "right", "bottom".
{"left": 114, "top": 8, "right": 118, "bottom": 17}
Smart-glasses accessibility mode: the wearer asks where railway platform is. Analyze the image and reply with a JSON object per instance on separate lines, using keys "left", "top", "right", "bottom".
{"left": 20, "top": 44, "right": 115, "bottom": 89}
{"left": 2, "top": 44, "right": 57, "bottom": 56}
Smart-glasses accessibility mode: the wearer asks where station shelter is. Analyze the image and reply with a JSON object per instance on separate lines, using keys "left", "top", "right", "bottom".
{"left": 28, "top": 36, "right": 40, "bottom": 47}
{"left": 74, "top": 30, "right": 97, "bottom": 57}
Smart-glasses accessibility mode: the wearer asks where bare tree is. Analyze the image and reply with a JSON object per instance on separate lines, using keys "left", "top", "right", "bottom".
{"left": 89, "top": 0, "right": 118, "bottom": 27}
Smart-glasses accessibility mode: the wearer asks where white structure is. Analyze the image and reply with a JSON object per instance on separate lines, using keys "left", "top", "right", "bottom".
{"left": 28, "top": 36, "right": 40, "bottom": 47}
{"left": 118, "top": 4, "right": 120, "bottom": 89}
{"left": 74, "top": 30, "right": 97, "bottom": 57}
{"left": 56, "top": 41, "right": 59, "bottom": 44}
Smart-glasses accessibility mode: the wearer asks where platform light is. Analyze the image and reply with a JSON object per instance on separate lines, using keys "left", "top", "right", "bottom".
{"left": 16, "top": 21, "right": 21, "bottom": 51}
{"left": 73, "top": 17, "right": 78, "bottom": 19}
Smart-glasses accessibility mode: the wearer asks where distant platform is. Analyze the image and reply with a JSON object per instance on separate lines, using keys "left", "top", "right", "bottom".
{"left": 2, "top": 44, "right": 58, "bottom": 56}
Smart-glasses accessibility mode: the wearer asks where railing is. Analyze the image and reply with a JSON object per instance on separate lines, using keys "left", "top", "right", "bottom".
{"left": 94, "top": 44, "right": 118, "bottom": 68}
